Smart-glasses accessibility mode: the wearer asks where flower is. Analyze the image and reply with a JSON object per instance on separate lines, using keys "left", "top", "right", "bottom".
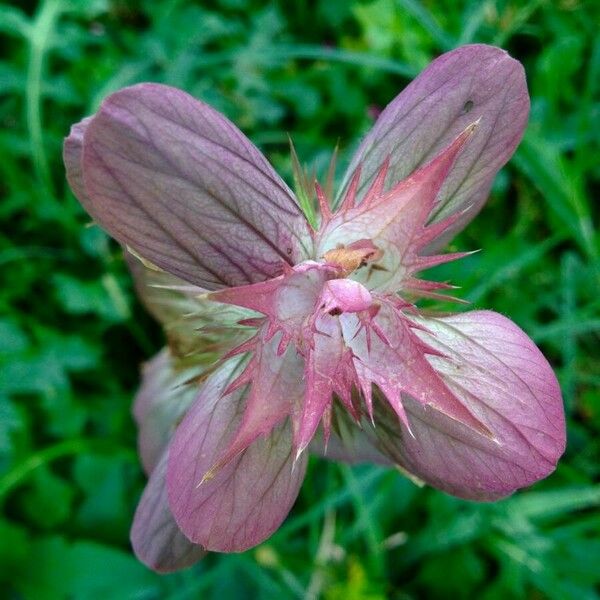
{"left": 64, "top": 44, "right": 565, "bottom": 572}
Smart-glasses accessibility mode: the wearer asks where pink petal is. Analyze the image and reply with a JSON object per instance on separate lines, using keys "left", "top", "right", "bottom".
{"left": 374, "top": 311, "right": 565, "bottom": 500}
{"left": 63, "top": 116, "right": 97, "bottom": 218}
{"left": 79, "top": 83, "right": 312, "bottom": 290}
{"left": 133, "top": 349, "right": 201, "bottom": 474}
{"left": 64, "top": 117, "right": 88, "bottom": 195}
{"left": 167, "top": 359, "right": 307, "bottom": 552}
{"left": 340, "top": 45, "right": 529, "bottom": 245}
{"left": 131, "top": 451, "right": 206, "bottom": 573}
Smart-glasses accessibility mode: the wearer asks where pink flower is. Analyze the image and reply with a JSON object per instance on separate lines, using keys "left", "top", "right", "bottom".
{"left": 64, "top": 44, "right": 565, "bottom": 572}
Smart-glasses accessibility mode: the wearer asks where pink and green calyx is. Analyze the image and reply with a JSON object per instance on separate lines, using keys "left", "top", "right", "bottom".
{"left": 63, "top": 44, "right": 566, "bottom": 572}
{"left": 209, "top": 124, "right": 490, "bottom": 464}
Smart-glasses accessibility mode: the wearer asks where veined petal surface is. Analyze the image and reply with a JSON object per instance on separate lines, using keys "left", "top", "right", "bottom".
{"left": 80, "top": 83, "right": 312, "bottom": 289}
{"left": 167, "top": 358, "right": 307, "bottom": 552}
{"left": 372, "top": 311, "right": 565, "bottom": 500}
{"left": 339, "top": 44, "right": 529, "bottom": 243}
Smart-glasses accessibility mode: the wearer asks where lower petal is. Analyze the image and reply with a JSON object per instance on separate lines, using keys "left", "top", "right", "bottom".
{"left": 373, "top": 310, "right": 565, "bottom": 500}
{"left": 167, "top": 359, "right": 307, "bottom": 552}
{"left": 131, "top": 451, "right": 206, "bottom": 572}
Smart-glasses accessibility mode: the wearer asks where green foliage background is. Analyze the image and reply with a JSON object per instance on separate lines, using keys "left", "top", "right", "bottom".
{"left": 1, "top": 0, "right": 599, "bottom": 598}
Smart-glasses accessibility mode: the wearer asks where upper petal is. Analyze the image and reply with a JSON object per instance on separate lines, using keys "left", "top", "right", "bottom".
{"left": 373, "top": 310, "right": 565, "bottom": 500}
{"left": 339, "top": 45, "right": 529, "bottom": 244}
{"left": 167, "top": 358, "right": 307, "bottom": 552}
{"left": 78, "top": 83, "right": 313, "bottom": 289}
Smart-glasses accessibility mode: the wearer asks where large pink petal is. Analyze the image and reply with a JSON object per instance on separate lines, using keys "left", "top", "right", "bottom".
{"left": 167, "top": 359, "right": 307, "bottom": 552}
{"left": 79, "top": 83, "right": 312, "bottom": 289}
{"left": 131, "top": 451, "right": 206, "bottom": 573}
{"left": 340, "top": 45, "right": 529, "bottom": 244}
{"left": 373, "top": 311, "right": 565, "bottom": 500}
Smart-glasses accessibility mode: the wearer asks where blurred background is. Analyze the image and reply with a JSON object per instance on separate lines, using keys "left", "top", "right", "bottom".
{"left": 1, "top": 0, "right": 599, "bottom": 598}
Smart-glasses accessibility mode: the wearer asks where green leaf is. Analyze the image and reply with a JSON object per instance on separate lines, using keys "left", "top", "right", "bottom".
{"left": 0, "top": 519, "right": 30, "bottom": 580}
{"left": 20, "top": 466, "right": 75, "bottom": 528}
{"left": 0, "top": 395, "right": 25, "bottom": 458}
{"left": 0, "top": 320, "right": 29, "bottom": 355}
{"left": 504, "top": 486, "right": 600, "bottom": 521}
{"left": 52, "top": 273, "right": 130, "bottom": 322}
{"left": 73, "top": 455, "right": 135, "bottom": 543}
{"left": 13, "top": 535, "right": 161, "bottom": 600}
